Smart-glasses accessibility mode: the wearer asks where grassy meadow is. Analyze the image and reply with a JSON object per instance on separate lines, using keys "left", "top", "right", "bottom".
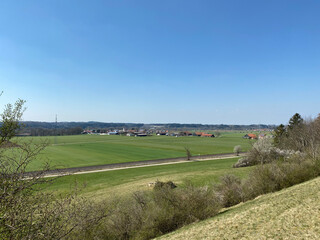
{"left": 24, "top": 132, "right": 253, "bottom": 171}
{"left": 44, "top": 157, "right": 252, "bottom": 201}
{"left": 159, "top": 177, "right": 320, "bottom": 240}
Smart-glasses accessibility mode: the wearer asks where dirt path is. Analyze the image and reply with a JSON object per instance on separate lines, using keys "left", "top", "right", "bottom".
{"left": 26, "top": 152, "right": 245, "bottom": 178}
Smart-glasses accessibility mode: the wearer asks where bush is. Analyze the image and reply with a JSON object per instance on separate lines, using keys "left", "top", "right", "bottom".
{"left": 233, "top": 138, "right": 301, "bottom": 168}
{"left": 232, "top": 157, "right": 252, "bottom": 168}
{"left": 214, "top": 175, "right": 243, "bottom": 207}
{"left": 88, "top": 183, "right": 221, "bottom": 240}
{"left": 142, "top": 183, "right": 221, "bottom": 238}
{"left": 242, "top": 156, "right": 320, "bottom": 201}
{"left": 153, "top": 180, "right": 177, "bottom": 190}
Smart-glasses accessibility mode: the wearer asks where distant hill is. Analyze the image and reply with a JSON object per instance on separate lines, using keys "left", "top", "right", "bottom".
{"left": 158, "top": 177, "right": 320, "bottom": 240}
{"left": 22, "top": 121, "right": 275, "bottom": 131}
{"left": 22, "top": 121, "right": 144, "bottom": 130}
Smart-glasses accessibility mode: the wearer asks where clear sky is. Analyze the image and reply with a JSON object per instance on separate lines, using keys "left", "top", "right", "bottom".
{"left": 0, "top": 0, "right": 319, "bottom": 124}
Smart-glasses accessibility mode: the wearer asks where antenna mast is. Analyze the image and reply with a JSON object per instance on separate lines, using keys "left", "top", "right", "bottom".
{"left": 54, "top": 114, "right": 58, "bottom": 144}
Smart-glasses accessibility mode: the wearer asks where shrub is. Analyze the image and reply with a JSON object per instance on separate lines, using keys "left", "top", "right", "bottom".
{"left": 214, "top": 175, "right": 243, "bottom": 207}
{"left": 233, "top": 157, "right": 252, "bottom": 168}
{"left": 90, "top": 183, "right": 221, "bottom": 240}
{"left": 233, "top": 138, "right": 301, "bottom": 168}
{"left": 145, "top": 183, "right": 221, "bottom": 237}
{"left": 242, "top": 156, "right": 320, "bottom": 201}
{"left": 153, "top": 180, "right": 177, "bottom": 191}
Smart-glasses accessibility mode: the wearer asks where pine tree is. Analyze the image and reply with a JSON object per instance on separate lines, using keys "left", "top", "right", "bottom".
{"left": 274, "top": 124, "right": 286, "bottom": 147}
{"left": 288, "top": 113, "right": 303, "bottom": 130}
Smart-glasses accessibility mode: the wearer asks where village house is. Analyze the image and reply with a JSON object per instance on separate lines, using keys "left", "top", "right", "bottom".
{"left": 243, "top": 133, "right": 257, "bottom": 139}
{"left": 107, "top": 131, "right": 118, "bottom": 135}
{"left": 201, "top": 133, "right": 215, "bottom": 137}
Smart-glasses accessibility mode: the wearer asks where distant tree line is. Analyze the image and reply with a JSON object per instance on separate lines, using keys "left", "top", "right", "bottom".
{"left": 25, "top": 127, "right": 83, "bottom": 136}
{"left": 148, "top": 123, "right": 274, "bottom": 130}
{"left": 19, "top": 121, "right": 275, "bottom": 133}
{"left": 22, "top": 121, "right": 144, "bottom": 130}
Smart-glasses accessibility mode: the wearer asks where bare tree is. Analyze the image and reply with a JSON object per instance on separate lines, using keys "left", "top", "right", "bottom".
{"left": 0, "top": 99, "right": 108, "bottom": 239}
{"left": 233, "top": 145, "right": 242, "bottom": 156}
{"left": 300, "top": 118, "right": 320, "bottom": 160}
{"left": 0, "top": 98, "right": 26, "bottom": 144}
{"left": 184, "top": 147, "right": 192, "bottom": 160}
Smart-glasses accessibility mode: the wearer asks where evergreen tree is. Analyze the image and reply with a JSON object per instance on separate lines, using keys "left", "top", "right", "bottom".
{"left": 288, "top": 113, "right": 303, "bottom": 130}
{"left": 274, "top": 124, "right": 286, "bottom": 147}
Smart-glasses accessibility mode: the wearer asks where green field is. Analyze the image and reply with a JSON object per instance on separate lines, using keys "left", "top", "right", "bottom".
{"left": 26, "top": 133, "right": 253, "bottom": 171}
{"left": 44, "top": 157, "right": 251, "bottom": 200}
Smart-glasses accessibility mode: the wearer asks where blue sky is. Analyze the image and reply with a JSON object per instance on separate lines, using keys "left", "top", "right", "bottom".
{"left": 0, "top": 0, "right": 319, "bottom": 124}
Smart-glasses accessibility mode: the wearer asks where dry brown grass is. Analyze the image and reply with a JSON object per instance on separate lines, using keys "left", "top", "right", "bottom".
{"left": 158, "top": 177, "right": 320, "bottom": 240}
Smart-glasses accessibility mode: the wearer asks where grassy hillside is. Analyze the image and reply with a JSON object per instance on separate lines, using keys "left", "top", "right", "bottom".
{"left": 44, "top": 157, "right": 251, "bottom": 200}
{"left": 24, "top": 133, "right": 252, "bottom": 171}
{"left": 159, "top": 177, "right": 320, "bottom": 240}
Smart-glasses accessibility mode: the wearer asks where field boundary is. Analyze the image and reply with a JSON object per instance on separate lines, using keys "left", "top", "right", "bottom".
{"left": 26, "top": 152, "right": 246, "bottom": 178}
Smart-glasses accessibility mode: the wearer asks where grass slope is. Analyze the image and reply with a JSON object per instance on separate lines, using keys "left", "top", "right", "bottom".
{"left": 44, "top": 157, "right": 251, "bottom": 200}
{"left": 159, "top": 177, "right": 320, "bottom": 240}
{"left": 25, "top": 133, "right": 252, "bottom": 171}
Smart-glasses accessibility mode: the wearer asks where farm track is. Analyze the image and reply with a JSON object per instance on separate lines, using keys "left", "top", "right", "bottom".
{"left": 26, "top": 152, "right": 246, "bottom": 178}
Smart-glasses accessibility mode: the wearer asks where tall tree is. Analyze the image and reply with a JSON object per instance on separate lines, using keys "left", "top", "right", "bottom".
{"left": 288, "top": 113, "right": 303, "bottom": 130}
{"left": 287, "top": 113, "right": 306, "bottom": 151}
{"left": 273, "top": 124, "right": 286, "bottom": 147}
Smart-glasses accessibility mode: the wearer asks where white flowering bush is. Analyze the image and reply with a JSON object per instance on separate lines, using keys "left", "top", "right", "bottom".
{"left": 233, "top": 138, "right": 302, "bottom": 168}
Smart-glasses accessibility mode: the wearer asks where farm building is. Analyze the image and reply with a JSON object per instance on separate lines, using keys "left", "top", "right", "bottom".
{"left": 136, "top": 133, "right": 147, "bottom": 137}
{"left": 108, "top": 132, "right": 118, "bottom": 135}
{"left": 157, "top": 132, "right": 167, "bottom": 136}
{"left": 201, "top": 133, "right": 215, "bottom": 137}
{"left": 243, "top": 134, "right": 257, "bottom": 139}
{"left": 195, "top": 132, "right": 215, "bottom": 137}
{"left": 181, "top": 131, "right": 192, "bottom": 136}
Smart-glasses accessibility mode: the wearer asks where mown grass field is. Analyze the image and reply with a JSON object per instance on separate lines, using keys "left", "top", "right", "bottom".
{"left": 159, "top": 177, "right": 320, "bottom": 240}
{"left": 44, "top": 157, "right": 252, "bottom": 201}
{"left": 25, "top": 132, "right": 253, "bottom": 171}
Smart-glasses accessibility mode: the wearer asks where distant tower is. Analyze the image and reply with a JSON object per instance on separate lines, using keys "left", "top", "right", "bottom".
{"left": 54, "top": 114, "right": 58, "bottom": 144}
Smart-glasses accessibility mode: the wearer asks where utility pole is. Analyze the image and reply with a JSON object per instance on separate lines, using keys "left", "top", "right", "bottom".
{"left": 54, "top": 114, "right": 58, "bottom": 145}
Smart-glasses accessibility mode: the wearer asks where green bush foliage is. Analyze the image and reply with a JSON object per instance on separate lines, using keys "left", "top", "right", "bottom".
{"left": 81, "top": 183, "right": 221, "bottom": 240}
{"left": 214, "top": 174, "right": 243, "bottom": 207}
{"left": 242, "top": 157, "right": 320, "bottom": 201}
{"left": 153, "top": 180, "right": 177, "bottom": 190}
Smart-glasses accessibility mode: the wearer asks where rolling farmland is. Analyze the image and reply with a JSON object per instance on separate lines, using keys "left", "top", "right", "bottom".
{"left": 26, "top": 132, "right": 254, "bottom": 171}
{"left": 44, "top": 157, "right": 252, "bottom": 200}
